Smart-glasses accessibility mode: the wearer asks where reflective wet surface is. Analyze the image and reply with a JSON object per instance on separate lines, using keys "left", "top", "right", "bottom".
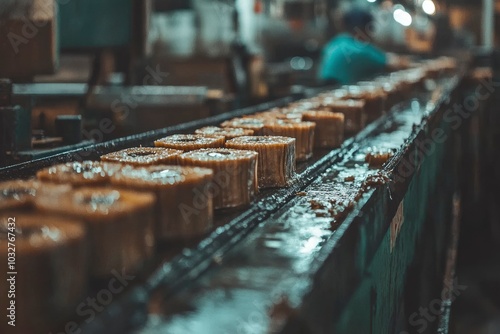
{"left": 133, "top": 91, "right": 439, "bottom": 333}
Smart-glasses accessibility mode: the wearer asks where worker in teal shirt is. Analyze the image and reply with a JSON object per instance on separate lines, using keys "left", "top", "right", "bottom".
{"left": 319, "top": 8, "right": 400, "bottom": 85}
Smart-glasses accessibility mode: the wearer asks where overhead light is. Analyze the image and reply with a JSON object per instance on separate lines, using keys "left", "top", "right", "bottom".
{"left": 422, "top": 0, "right": 436, "bottom": 15}
{"left": 393, "top": 8, "right": 412, "bottom": 26}
{"left": 367, "top": 0, "right": 377, "bottom": 3}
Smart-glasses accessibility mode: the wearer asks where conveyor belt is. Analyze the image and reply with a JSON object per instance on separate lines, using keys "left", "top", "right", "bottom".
{"left": 84, "top": 72, "right": 462, "bottom": 334}
{"left": 0, "top": 73, "right": 464, "bottom": 334}
{"left": 119, "top": 76, "right": 461, "bottom": 333}
{"left": 0, "top": 97, "right": 296, "bottom": 181}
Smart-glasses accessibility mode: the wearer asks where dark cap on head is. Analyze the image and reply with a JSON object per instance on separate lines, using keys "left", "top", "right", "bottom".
{"left": 343, "top": 7, "right": 374, "bottom": 33}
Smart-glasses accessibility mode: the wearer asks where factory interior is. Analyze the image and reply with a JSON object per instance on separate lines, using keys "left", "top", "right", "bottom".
{"left": 1, "top": 0, "right": 500, "bottom": 333}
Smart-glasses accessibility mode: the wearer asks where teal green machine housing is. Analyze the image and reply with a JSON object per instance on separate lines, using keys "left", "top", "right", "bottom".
{"left": 58, "top": 0, "right": 132, "bottom": 49}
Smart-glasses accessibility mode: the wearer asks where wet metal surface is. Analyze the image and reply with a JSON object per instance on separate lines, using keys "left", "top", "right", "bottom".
{"left": 2, "top": 75, "right": 462, "bottom": 334}
{"left": 131, "top": 87, "right": 449, "bottom": 333}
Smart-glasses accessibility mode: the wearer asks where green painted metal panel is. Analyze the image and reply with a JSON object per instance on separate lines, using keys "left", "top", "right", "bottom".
{"left": 336, "top": 118, "right": 455, "bottom": 334}
{"left": 336, "top": 278, "right": 372, "bottom": 333}
{"left": 58, "top": 0, "right": 132, "bottom": 49}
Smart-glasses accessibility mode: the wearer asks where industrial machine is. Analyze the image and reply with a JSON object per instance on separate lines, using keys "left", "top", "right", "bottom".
{"left": 0, "top": 0, "right": 258, "bottom": 166}
{"left": 2, "top": 1, "right": 498, "bottom": 331}
{"left": 1, "top": 59, "right": 491, "bottom": 333}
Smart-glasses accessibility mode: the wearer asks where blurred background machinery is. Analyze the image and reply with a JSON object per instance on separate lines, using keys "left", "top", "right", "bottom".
{"left": 0, "top": 0, "right": 497, "bottom": 166}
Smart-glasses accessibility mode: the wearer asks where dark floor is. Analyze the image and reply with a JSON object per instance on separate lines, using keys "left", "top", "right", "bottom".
{"left": 448, "top": 83, "right": 500, "bottom": 334}
{"left": 450, "top": 204, "right": 500, "bottom": 334}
